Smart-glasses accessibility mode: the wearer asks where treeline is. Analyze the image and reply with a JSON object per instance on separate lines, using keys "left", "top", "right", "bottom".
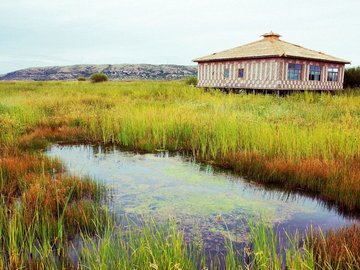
{"left": 344, "top": 66, "right": 360, "bottom": 88}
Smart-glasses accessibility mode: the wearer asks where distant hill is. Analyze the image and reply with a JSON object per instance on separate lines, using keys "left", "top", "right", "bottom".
{"left": 0, "top": 64, "right": 197, "bottom": 81}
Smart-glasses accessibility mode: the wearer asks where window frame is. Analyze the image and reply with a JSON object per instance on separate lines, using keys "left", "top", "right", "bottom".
{"left": 327, "top": 67, "right": 339, "bottom": 82}
{"left": 287, "top": 63, "right": 303, "bottom": 81}
{"left": 224, "top": 68, "right": 229, "bottom": 79}
{"left": 309, "top": 65, "right": 321, "bottom": 81}
{"left": 238, "top": 68, "right": 244, "bottom": 78}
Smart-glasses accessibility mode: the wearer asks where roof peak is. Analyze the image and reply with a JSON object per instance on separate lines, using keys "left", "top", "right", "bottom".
{"left": 262, "top": 31, "right": 281, "bottom": 40}
{"left": 193, "top": 32, "right": 350, "bottom": 64}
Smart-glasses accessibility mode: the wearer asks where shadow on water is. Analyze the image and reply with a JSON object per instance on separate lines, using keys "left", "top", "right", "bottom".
{"left": 45, "top": 144, "right": 360, "bottom": 265}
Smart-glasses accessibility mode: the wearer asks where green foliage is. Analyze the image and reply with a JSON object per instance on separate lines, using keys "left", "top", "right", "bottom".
{"left": 344, "top": 66, "right": 360, "bottom": 88}
{"left": 79, "top": 217, "right": 203, "bottom": 269}
{"left": 185, "top": 76, "right": 198, "bottom": 86}
{"left": 77, "top": 76, "right": 86, "bottom": 81}
{"left": 90, "top": 72, "right": 108, "bottom": 83}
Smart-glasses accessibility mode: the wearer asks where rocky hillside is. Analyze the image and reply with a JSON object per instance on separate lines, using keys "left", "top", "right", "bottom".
{"left": 0, "top": 64, "right": 197, "bottom": 81}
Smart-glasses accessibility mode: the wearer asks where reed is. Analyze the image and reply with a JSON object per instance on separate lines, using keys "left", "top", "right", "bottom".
{"left": 0, "top": 151, "right": 104, "bottom": 269}
{"left": 78, "top": 214, "right": 203, "bottom": 270}
{"left": 310, "top": 224, "right": 360, "bottom": 269}
{"left": 0, "top": 179, "right": 359, "bottom": 269}
{"left": 77, "top": 214, "right": 360, "bottom": 270}
{"left": 0, "top": 81, "right": 360, "bottom": 268}
{"left": 2, "top": 81, "right": 359, "bottom": 210}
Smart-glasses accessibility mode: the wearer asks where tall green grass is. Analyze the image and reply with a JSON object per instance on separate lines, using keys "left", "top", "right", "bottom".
{"left": 76, "top": 213, "right": 360, "bottom": 270}
{"left": 0, "top": 199, "right": 280, "bottom": 269}
{"left": 1, "top": 81, "right": 359, "bottom": 161}
{"left": 1, "top": 197, "right": 358, "bottom": 269}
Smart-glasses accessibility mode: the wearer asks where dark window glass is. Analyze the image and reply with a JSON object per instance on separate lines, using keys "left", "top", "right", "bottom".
{"left": 327, "top": 67, "right": 339, "bottom": 82}
{"left": 238, "top": 68, "right": 244, "bottom": 78}
{"left": 287, "top": 63, "right": 302, "bottom": 80}
{"left": 224, "top": 68, "right": 229, "bottom": 78}
{"left": 309, "top": 65, "right": 321, "bottom": 81}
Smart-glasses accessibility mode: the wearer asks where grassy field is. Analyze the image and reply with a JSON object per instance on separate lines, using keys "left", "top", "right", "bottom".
{"left": 0, "top": 80, "right": 359, "bottom": 269}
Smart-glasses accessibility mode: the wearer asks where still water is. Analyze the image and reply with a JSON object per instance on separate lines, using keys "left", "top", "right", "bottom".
{"left": 46, "top": 144, "right": 357, "bottom": 251}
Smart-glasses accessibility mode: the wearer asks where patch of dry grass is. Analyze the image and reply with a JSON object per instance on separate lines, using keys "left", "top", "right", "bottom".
{"left": 311, "top": 224, "right": 360, "bottom": 269}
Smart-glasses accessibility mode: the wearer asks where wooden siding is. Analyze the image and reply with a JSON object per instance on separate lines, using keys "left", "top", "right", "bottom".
{"left": 197, "top": 58, "right": 345, "bottom": 91}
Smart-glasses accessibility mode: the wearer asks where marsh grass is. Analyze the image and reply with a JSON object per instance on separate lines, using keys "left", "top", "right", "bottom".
{"left": 310, "top": 225, "right": 360, "bottom": 269}
{"left": 0, "top": 81, "right": 360, "bottom": 268}
{"left": 78, "top": 215, "right": 204, "bottom": 270}
{"left": 0, "top": 151, "right": 104, "bottom": 269}
{"left": 76, "top": 214, "right": 360, "bottom": 270}
{"left": 0, "top": 164, "right": 359, "bottom": 269}
{"left": 2, "top": 81, "right": 359, "bottom": 210}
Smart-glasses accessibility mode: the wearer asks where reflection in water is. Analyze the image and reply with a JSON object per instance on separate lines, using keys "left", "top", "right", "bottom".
{"left": 46, "top": 144, "right": 358, "bottom": 253}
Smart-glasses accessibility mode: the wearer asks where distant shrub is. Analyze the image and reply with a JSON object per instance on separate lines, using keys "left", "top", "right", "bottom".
{"left": 185, "top": 76, "right": 198, "bottom": 86}
{"left": 77, "top": 77, "right": 86, "bottom": 81}
{"left": 90, "top": 73, "right": 108, "bottom": 83}
{"left": 344, "top": 66, "right": 360, "bottom": 88}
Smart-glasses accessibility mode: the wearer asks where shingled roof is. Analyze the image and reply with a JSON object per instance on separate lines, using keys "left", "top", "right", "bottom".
{"left": 193, "top": 32, "right": 350, "bottom": 64}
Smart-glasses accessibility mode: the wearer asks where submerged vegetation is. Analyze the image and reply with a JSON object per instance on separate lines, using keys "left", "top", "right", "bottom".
{"left": 0, "top": 80, "right": 359, "bottom": 268}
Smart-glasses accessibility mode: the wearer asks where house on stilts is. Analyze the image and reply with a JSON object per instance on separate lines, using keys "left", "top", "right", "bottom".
{"left": 193, "top": 32, "right": 350, "bottom": 93}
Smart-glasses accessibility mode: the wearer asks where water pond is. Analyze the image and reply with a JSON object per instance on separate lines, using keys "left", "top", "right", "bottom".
{"left": 46, "top": 144, "right": 358, "bottom": 252}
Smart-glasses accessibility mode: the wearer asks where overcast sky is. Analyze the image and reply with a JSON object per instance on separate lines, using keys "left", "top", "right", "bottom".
{"left": 0, "top": 0, "right": 359, "bottom": 74}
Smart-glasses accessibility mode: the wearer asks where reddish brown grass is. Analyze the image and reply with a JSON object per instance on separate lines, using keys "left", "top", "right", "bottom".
{"left": 1, "top": 150, "right": 101, "bottom": 234}
{"left": 0, "top": 154, "right": 62, "bottom": 200}
{"left": 19, "top": 126, "right": 85, "bottom": 150}
{"left": 311, "top": 225, "right": 360, "bottom": 269}
{"left": 214, "top": 152, "right": 360, "bottom": 211}
{"left": 21, "top": 174, "right": 100, "bottom": 230}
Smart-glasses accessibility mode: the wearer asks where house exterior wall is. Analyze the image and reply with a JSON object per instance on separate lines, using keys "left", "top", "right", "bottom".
{"left": 277, "top": 58, "right": 344, "bottom": 90}
{"left": 197, "top": 58, "right": 345, "bottom": 91}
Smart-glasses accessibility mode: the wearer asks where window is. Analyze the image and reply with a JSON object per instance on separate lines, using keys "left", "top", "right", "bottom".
{"left": 287, "top": 63, "right": 302, "bottom": 80}
{"left": 327, "top": 67, "right": 339, "bottom": 82}
{"left": 309, "top": 65, "right": 321, "bottom": 81}
{"left": 224, "top": 68, "right": 229, "bottom": 78}
{"left": 238, "top": 68, "right": 244, "bottom": 78}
